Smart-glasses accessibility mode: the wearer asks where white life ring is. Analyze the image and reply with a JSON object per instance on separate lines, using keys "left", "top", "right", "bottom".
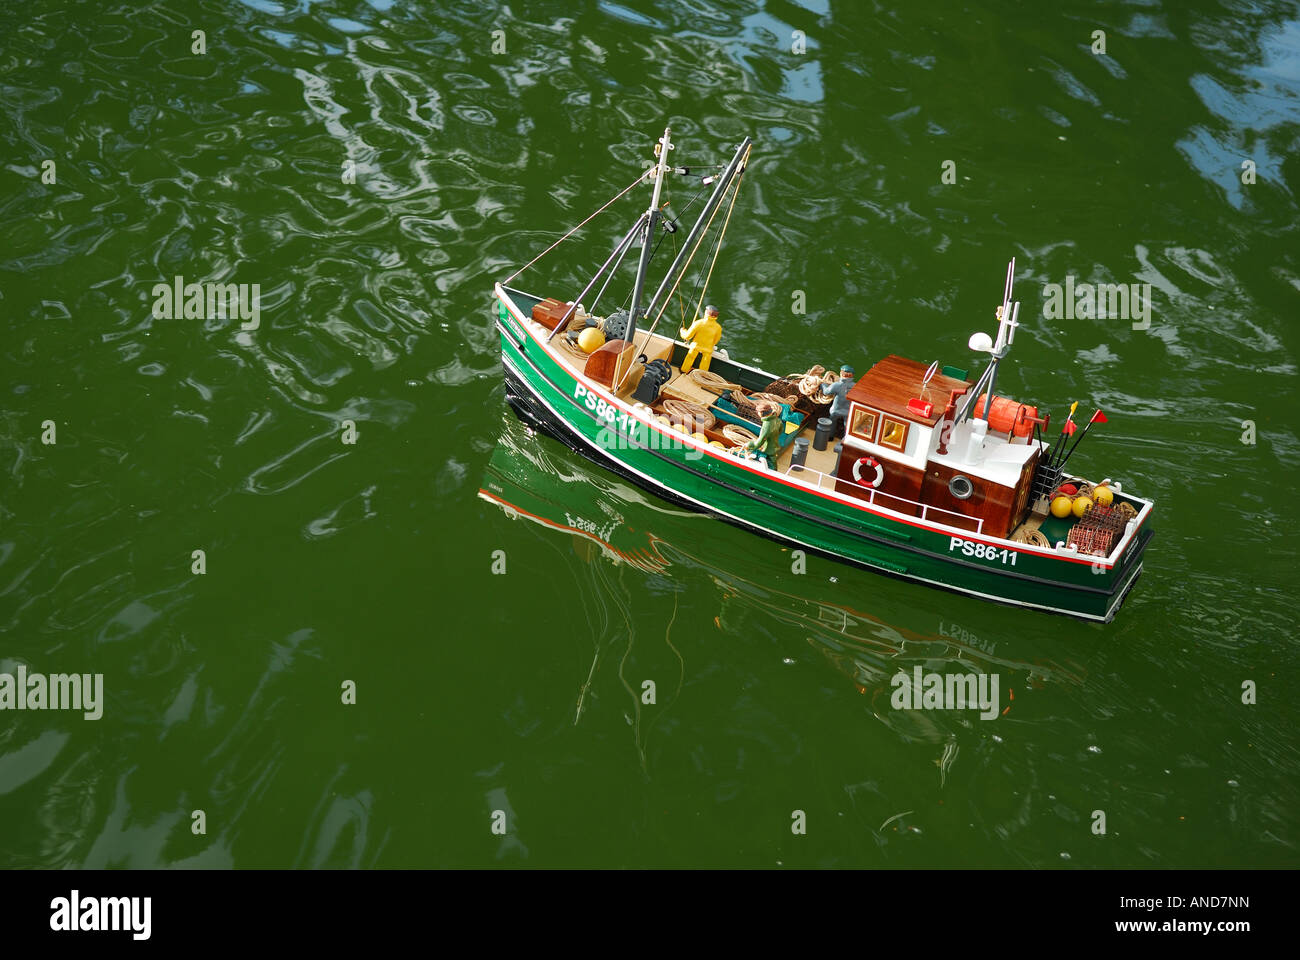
{"left": 853, "top": 456, "right": 884, "bottom": 488}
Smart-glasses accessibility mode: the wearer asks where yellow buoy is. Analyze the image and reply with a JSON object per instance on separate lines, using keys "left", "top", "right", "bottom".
{"left": 1072, "top": 495, "right": 1094, "bottom": 518}
{"left": 577, "top": 326, "right": 606, "bottom": 354}
{"left": 674, "top": 422, "right": 688, "bottom": 433}
{"left": 1050, "top": 496, "right": 1073, "bottom": 518}
{"left": 1093, "top": 485, "right": 1114, "bottom": 507}
{"left": 709, "top": 440, "right": 725, "bottom": 449}
{"left": 692, "top": 431, "right": 708, "bottom": 442}
{"left": 656, "top": 415, "right": 670, "bottom": 425}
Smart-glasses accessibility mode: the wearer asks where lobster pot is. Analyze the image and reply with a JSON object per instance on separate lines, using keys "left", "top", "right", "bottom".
{"left": 727, "top": 390, "right": 761, "bottom": 421}
{"left": 1066, "top": 503, "right": 1129, "bottom": 557}
{"left": 762, "top": 378, "right": 812, "bottom": 416}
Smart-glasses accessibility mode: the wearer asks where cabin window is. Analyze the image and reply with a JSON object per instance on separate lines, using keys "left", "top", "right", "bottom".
{"left": 879, "top": 417, "right": 909, "bottom": 451}
{"left": 850, "top": 407, "right": 878, "bottom": 442}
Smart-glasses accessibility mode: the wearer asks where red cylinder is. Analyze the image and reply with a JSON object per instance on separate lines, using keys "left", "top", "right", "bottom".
{"left": 975, "top": 394, "right": 1037, "bottom": 437}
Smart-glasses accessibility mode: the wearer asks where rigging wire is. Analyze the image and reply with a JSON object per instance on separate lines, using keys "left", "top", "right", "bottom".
{"left": 667, "top": 183, "right": 708, "bottom": 324}
{"left": 502, "top": 169, "right": 648, "bottom": 285}
{"left": 617, "top": 180, "right": 708, "bottom": 312}
{"left": 670, "top": 226, "right": 685, "bottom": 326}
{"left": 687, "top": 203, "right": 728, "bottom": 315}
{"left": 613, "top": 181, "right": 738, "bottom": 393}
{"left": 629, "top": 143, "right": 751, "bottom": 361}
{"left": 668, "top": 181, "right": 709, "bottom": 224}
{"left": 690, "top": 155, "right": 747, "bottom": 320}
{"left": 588, "top": 215, "right": 643, "bottom": 317}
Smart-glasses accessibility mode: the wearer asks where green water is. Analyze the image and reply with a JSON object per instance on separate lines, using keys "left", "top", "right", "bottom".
{"left": 1, "top": 0, "right": 1297, "bottom": 868}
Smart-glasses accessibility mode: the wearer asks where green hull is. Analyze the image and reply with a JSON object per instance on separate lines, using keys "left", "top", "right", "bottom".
{"left": 495, "top": 285, "right": 1153, "bottom": 622}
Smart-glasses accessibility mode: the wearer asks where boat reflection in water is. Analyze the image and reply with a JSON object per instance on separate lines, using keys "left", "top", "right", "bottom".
{"left": 480, "top": 414, "right": 1089, "bottom": 748}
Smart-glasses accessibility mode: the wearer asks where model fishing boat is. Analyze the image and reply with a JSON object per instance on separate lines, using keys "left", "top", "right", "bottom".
{"left": 492, "top": 127, "right": 1154, "bottom": 621}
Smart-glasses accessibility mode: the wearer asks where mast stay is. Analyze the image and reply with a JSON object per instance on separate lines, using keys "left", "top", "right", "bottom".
{"left": 623, "top": 127, "right": 675, "bottom": 354}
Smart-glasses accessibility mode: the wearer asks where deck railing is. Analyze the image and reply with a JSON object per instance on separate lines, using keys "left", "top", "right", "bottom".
{"left": 785, "top": 463, "right": 984, "bottom": 535}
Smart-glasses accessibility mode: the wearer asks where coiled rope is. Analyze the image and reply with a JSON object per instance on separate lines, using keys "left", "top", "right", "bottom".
{"left": 721, "top": 423, "right": 756, "bottom": 447}
{"left": 662, "top": 398, "right": 715, "bottom": 432}
{"left": 729, "top": 390, "right": 795, "bottom": 419}
{"left": 787, "top": 370, "right": 834, "bottom": 402}
{"left": 687, "top": 369, "right": 741, "bottom": 393}
{"left": 1011, "top": 527, "right": 1051, "bottom": 548}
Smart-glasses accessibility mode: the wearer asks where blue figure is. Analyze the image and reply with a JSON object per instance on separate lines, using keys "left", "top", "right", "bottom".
{"left": 819, "top": 365, "right": 855, "bottom": 439}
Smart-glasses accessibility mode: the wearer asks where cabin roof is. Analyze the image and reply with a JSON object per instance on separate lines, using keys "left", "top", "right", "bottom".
{"left": 846, "top": 354, "right": 972, "bottom": 426}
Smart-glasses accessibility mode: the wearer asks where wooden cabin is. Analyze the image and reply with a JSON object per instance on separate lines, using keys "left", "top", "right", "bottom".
{"left": 833, "top": 354, "right": 1041, "bottom": 538}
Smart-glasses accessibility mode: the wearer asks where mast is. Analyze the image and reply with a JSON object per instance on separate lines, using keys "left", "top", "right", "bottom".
{"left": 614, "top": 131, "right": 751, "bottom": 391}
{"left": 957, "top": 258, "right": 1020, "bottom": 425}
{"left": 642, "top": 136, "right": 751, "bottom": 325}
{"left": 616, "top": 133, "right": 759, "bottom": 390}
{"left": 624, "top": 127, "right": 674, "bottom": 347}
{"left": 981, "top": 259, "right": 1018, "bottom": 419}
{"left": 981, "top": 299, "right": 1018, "bottom": 419}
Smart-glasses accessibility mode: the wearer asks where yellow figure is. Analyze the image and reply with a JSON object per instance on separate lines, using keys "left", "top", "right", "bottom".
{"left": 679, "top": 304, "right": 722, "bottom": 373}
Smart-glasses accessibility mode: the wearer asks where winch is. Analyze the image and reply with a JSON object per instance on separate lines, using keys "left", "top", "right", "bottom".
{"left": 632, "top": 358, "right": 673, "bottom": 403}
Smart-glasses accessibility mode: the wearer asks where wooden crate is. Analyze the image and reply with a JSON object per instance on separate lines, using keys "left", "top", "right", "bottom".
{"left": 531, "top": 298, "right": 573, "bottom": 331}
{"left": 584, "top": 339, "right": 636, "bottom": 389}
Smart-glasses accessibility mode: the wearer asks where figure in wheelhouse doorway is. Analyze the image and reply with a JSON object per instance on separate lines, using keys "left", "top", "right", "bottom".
{"left": 679, "top": 305, "right": 722, "bottom": 373}
{"left": 819, "top": 364, "right": 855, "bottom": 439}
